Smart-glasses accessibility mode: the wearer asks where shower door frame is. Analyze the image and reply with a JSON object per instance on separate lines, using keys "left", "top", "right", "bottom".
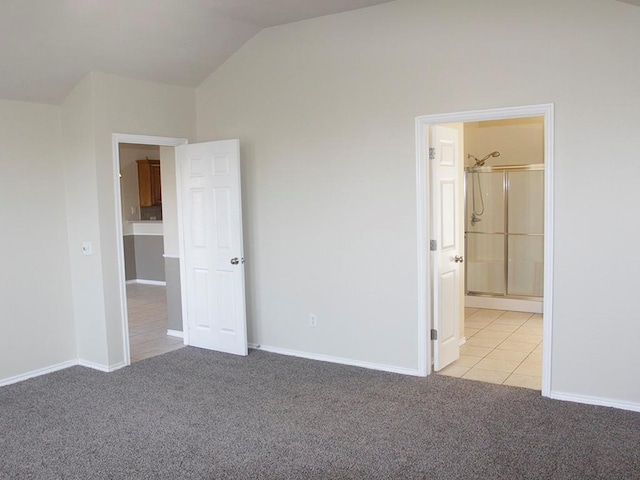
{"left": 415, "top": 103, "right": 554, "bottom": 398}
{"left": 464, "top": 163, "right": 545, "bottom": 300}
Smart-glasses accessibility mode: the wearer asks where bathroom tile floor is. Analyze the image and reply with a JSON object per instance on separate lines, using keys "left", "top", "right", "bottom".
{"left": 438, "top": 308, "right": 543, "bottom": 390}
{"left": 127, "top": 283, "right": 185, "bottom": 363}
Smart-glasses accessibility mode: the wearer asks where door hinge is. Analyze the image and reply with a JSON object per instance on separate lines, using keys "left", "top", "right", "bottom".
{"left": 429, "top": 148, "right": 436, "bottom": 160}
{"left": 430, "top": 329, "right": 438, "bottom": 341}
{"left": 430, "top": 240, "right": 437, "bottom": 251}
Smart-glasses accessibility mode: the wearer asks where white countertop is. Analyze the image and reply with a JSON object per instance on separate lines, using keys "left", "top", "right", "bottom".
{"left": 123, "top": 221, "right": 163, "bottom": 236}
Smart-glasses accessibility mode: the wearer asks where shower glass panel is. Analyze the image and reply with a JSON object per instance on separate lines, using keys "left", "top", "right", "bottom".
{"left": 508, "top": 171, "right": 544, "bottom": 234}
{"left": 466, "top": 233, "right": 505, "bottom": 294}
{"left": 508, "top": 235, "right": 544, "bottom": 296}
{"left": 466, "top": 172, "right": 504, "bottom": 232}
{"left": 465, "top": 164, "right": 544, "bottom": 300}
{"left": 466, "top": 171, "right": 505, "bottom": 295}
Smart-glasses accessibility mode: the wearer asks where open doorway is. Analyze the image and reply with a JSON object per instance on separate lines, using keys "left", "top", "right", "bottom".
{"left": 438, "top": 119, "right": 544, "bottom": 389}
{"left": 416, "top": 105, "right": 554, "bottom": 397}
{"left": 113, "top": 134, "right": 188, "bottom": 365}
{"left": 113, "top": 134, "right": 249, "bottom": 366}
{"left": 118, "top": 143, "right": 183, "bottom": 362}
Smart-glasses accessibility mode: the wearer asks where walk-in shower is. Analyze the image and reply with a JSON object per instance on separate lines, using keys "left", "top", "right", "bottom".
{"left": 465, "top": 159, "right": 544, "bottom": 299}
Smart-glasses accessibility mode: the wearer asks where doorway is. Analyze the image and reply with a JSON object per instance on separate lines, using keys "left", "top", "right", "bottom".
{"left": 118, "top": 142, "right": 184, "bottom": 362}
{"left": 415, "top": 104, "right": 554, "bottom": 397}
{"left": 113, "top": 134, "right": 188, "bottom": 365}
{"left": 113, "top": 134, "right": 249, "bottom": 365}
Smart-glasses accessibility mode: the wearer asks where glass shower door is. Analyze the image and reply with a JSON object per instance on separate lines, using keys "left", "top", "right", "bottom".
{"left": 465, "top": 165, "right": 544, "bottom": 299}
{"left": 465, "top": 171, "right": 505, "bottom": 295}
{"left": 507, "top": 170, "right": 544, "bottom": 297}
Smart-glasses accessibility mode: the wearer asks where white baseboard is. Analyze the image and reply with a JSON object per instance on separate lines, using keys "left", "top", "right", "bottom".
{"left": 4, "top": 354, "right": 638, "bottom": 415}
{"left": 1, "top": 358, "right": 129, "bottom": 388}
{"left": 167, "top": 329, "right": 184, "bottom": 338}
{"left": 126, "top": 279, "right": 167, "bottom": 286}
{"left": 459, "top": 337, "right": 466, "bottom": 347}
{"left": 78, "top": 359, "right": 126, "bottom": 373}
{"left": 549, "top": 391, "right": 640, "bottom": 413}
{"left": 465, "top": 295, "right": 542, "bottom": 314}
{"left": 248, "top": 343, "right": 421, "bottom": 377}
{"left": 0, "top": 360, "right": 78, "bottom": 387}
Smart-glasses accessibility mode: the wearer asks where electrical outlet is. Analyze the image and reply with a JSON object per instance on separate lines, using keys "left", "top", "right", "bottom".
{"left": 309, "top": 314, "right": 317, "bottom": 327}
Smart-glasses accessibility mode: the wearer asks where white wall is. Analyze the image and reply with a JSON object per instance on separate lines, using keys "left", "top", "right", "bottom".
{"left": 0, "top": 99, "right": 76, "bottom": 382}
{"left": 464, "top": 117, "right": 544, "bottom": 167}
{"left": 92, "top": 73, "right": 197, "bottom": 365}
{"left": 61, "top": 75, "right": 108, "bottom": 367}
{"left": 61, "top": 72, "right": 197, "bottom": 368}
{"left": 159, "top": 146, "right": 183, "bottom": 332}
{"left": 159, "top": 146, "right": 179, "bottom": 257}
{"left": 196, "top": 0, "right": 640, "bottom": 404}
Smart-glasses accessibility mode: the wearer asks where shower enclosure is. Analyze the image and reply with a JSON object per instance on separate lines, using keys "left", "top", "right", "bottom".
{"left": 465, "top": 164, "right": 544, "bottom": 299}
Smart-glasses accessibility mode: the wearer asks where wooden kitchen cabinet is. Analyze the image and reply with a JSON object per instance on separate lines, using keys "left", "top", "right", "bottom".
{"left": 137, "top": 159, "right": 162, "bottom": 207}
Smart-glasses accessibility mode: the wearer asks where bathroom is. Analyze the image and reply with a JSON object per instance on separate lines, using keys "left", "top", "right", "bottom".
{"left": 437, "top": 116, "right": 545, "bottom": 389}
{"left": 464, "top": 116, "right": 544, "bottom": 311}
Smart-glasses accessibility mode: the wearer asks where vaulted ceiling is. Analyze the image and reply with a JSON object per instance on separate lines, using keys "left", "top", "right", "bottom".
{"left": 0, "top": 0, "right": 393, "bottom": 104}
{"left": 0, "top": 0, "right": 635, "bottom": 104}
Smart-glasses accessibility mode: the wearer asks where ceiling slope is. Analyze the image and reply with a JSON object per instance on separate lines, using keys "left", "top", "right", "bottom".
{"left": 0, "top": 0, "right": 392, "bottom": 104}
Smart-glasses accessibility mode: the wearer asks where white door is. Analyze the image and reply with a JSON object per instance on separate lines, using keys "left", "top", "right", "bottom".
{"left": 176, "top": 140, "right": 247, "bottom": 356}
{"left": 431, "top": 125, "right": 464, "bottom": 371}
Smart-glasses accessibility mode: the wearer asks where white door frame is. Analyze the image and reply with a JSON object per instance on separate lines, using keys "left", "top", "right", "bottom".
{"left": 415, "top": 104, "right": 554, "bottom": 397}
{"left": 112, "top": 133, "right": 188, "bottom": 366}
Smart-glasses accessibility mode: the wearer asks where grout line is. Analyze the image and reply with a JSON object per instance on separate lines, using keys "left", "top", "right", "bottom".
{"left": 456, "top": 308, "right": 543, "bottom": 385}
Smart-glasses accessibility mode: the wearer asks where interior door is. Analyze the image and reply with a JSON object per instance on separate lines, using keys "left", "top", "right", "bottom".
{"left": 176, "top": 139, "right": 247, "bottom": 356}
{"left": 432, "top": 125, "right": 463, "bottom": 371}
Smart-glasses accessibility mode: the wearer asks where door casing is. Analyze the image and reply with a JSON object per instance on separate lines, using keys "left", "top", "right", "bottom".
{"left": 415, "top": 104, "right": 554, "bottom": 397}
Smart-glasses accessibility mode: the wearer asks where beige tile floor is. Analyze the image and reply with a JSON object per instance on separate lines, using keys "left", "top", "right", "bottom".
{"left": 438, "top": 308, "right": 543, "bottom": 390}
{"left": 127, "top": 283, "right": 185, "bottom": 363}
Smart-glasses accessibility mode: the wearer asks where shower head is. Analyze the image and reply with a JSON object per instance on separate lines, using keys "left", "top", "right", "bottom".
{"left": 468, "top": 151, "right": 501, "bottom": 167}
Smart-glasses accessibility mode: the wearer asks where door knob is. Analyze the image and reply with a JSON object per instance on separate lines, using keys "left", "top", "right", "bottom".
{"left": 230, "top": 257, "right": 240, "bottom": 265}
{"left": 454, "top": 255, "right": 464, "bottom": 263}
